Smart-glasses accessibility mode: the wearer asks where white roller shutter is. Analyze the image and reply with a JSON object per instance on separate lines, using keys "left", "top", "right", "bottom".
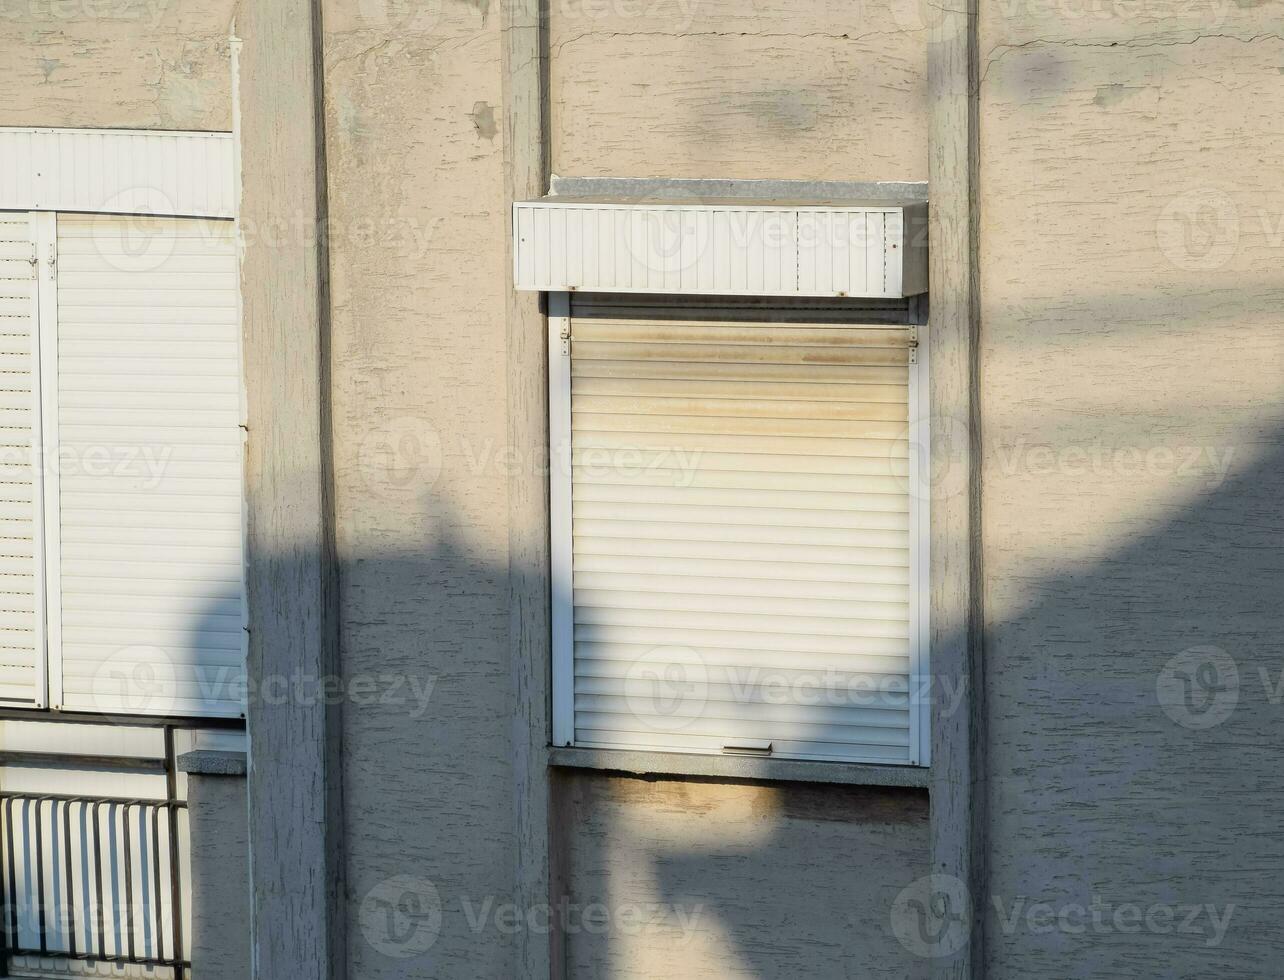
{"left": 0, "top": 213, "right": 46, "bottom": 706}
{"left": 50, "top": 214, "right": 245, "bottom": 717}
{"left": 551, "top": 294, "right": 927, "bottom": 765}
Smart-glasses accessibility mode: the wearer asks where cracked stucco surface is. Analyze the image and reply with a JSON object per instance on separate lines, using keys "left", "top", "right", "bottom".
{"left": 549, "top": 0, "right": 929, "bottom": 180}
{"left": 0, "top": 1, "right": 234, "bottom": 130}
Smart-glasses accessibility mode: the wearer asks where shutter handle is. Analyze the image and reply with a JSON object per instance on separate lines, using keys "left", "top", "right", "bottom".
{"left": 721, "top": 740, "right": 772, "bottom": 757}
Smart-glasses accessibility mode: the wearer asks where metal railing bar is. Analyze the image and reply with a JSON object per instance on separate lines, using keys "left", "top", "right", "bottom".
{"left": 135, "top": 805, "right": 150, "bottom": 960}
{"left": 5, "top": 799, "right": 18, "bottom": 950}
{"left": 62, "top": 800, "right": 76, "bottom": 959}
{"left": 122, "top": 803, "right": 135, "bottom": 963}
{"left": 0, "top": 792, "right": 185, "bottom": 808}
{"left": 151, "top": 805, "right": 165, "bottom": 964}
{"left": 0, "top": 752, "right": 167, "bottom": 773}
{"left": 165, "top": 727, "right": 186, "bottom": 980}
{"left": 33, "top": 799, "right": 46, "bottom": 955}
{"left": 78, "top": 802, "right": 91, "bottom": 959}
{"left": 7, "top": 945, "right": 188, "bottom": 968}
{"left": 91, "top": 800, "right": 105, "bottom": 961}
{"left": 0, "top": 706, "right": 244, "bottom": 730}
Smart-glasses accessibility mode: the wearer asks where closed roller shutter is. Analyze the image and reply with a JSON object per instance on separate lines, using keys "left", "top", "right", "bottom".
{"left": 0, "top": 213, "right": 45, "bottom": 706}
{"left": 52, "top": 214, "right": 245, "bottom": 717}
{"left": 556, "top": 294, "right": 926, "bottom": 765}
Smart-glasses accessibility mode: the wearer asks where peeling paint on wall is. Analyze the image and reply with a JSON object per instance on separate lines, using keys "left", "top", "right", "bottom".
{"left": 469, "top": 100, "right": 497, "bottom": 140}
{"left": 0, "top": 1, "right": 235, "bottom": 130}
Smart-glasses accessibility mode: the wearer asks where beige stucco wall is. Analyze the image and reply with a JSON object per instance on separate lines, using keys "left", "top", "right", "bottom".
{"left": 558, "top": 773, "right": 929, "bottom": 979}
{"left": 978, "top": 1, "right": 1284, "bottom": 975}
{"left": 320, "top": 2, "right": 519, "bottom": 977}
{"left": 548, "top": 0, "right": 928, "bottom": 181}
{"left": 0, "top": 0, "right": 234, "bottom": 130}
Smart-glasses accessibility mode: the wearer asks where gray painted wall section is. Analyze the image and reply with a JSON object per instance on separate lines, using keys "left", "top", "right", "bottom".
{"left": 504, "top": 0, "right": 554, "bottom": 977}
{"left": 927, "top": 0, "right": 985, "bottom": 977}
{"left": 238, "top": 0, "right": 344, "bottom": 977}
{"left": 186, "top": 773, "right": 252, "bottom": 980}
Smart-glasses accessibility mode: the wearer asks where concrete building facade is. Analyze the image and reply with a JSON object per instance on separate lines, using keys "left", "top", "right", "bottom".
{"left": 1, "top": 0, "right": 1280, "bottom": 978}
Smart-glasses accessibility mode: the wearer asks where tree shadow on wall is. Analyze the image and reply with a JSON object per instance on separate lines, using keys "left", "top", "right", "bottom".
{"left": 600, "top": 421, "right": 1284, "bottom": 980}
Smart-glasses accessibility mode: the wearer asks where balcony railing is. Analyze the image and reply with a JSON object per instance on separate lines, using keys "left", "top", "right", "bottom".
{"left": 0, "top": 729, "right": 190, "bottom": 978}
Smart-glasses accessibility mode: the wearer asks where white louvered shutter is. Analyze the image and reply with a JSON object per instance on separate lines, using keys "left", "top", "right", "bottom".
{"left": 558, "top": 295, "right": 925, "bottom": 765}
{"left": 51, "top": 214, "right": 245, "bottom": 717}
{"left": 0, "top": 213, "right": 45, "bottom": 706}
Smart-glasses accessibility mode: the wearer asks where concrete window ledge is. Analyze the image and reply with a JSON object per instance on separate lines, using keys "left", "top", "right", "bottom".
{"left": 178, "top": 749, "right": 248, "bottom": 777}
{"left": 548, "top": 747, "right": 929, "bottom": 789}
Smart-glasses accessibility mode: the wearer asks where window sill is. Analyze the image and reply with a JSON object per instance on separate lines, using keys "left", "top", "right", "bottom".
{"left": 548, "top": 746, "right": 929, "bottom": 789}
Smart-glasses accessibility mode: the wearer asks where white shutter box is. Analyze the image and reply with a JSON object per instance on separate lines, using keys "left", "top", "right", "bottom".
{"left": 513, "top": 200, "right": 928, "bottom": 299}
{"left": 0, "top": 128, "right": 235, "bottom": 219}
{"left": 51, "top": 214, "right": 245, "bottom": 717}
{"left": 0, "top": 213, "right": 46, "bottom": 705}
{"left": 553, "top": 294, "right": 928, "bottom": 765}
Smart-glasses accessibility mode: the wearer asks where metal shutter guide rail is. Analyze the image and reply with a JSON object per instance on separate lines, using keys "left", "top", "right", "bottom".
{"left": 513, "top": 197, "right": 928, "bottom": 299}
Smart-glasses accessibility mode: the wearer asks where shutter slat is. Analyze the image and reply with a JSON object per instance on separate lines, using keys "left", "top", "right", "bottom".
{"left": 576, "top": 716, "right": 912, "bottom": 749}
{"left": 577, "top": 695, "right": 909, "bottom": 729}
{"left": 572, "top": 448, "right": 907, "bottom": 478}
{"left": 576, "top": 667, "right": 909, "bottom": 695}
{"left": 572, "top": 341, "right": 910, "bottom": 367}
{"left": 573, "top": 606, "right": 909, "bottom": 640}
{"left": 574, "top": 520, "right": 906, "bottom": 551}
{"left": 574, "top": 469, "right": 907, "bottom": 496}
{"left": 573, "top": 554, "right": 909, "bottom": 583}
{"left": 566, "top": 300, "right": 918, "bottom": 764}
{"left": 574, "top": 627, "right": 909, "bottom": 660}
{"left": 61, "top": 625, "right": 243, "bottom": 650}
{"left": 573, "top": 484, "right": 910, "bottom": 514}
{"left": 56, "top": 309, "right": 237, "bottom": 325}
{"left": 572, "top": 536, "right": 903, "bottom": 567}
{"left": 573, "top": 411, "right": 907, "bottom": 441}
{"left": 574, "top": 394, "right": 908, "bottom": 422}
{"left": 572, "top": 377, "right": 909, "bottom": 403}
{"left": 57, "top": 253, "right": 237, "bottom": 273}
{"left": 572, "top": 430, "right": 906, "bottom": 458}
{"left": 572, "top": 358, "right": 908, "bottom": 385}
{"left": 574, "top": 588, "right": 909, "bottom": 623}
{"left": 573, "top": 320, "right": 911, "bottom": 347}
{"left": 58, "top": 324, "right": 238, "bottom": 343}
{"left": 55, "top": 216, "right": 245, "bottom": 718}
{"left": 573, "top": 501, "right": 909, "bottom": 531}
{"left": 59, "top": 509, "right": 240, "bottom": 530}
{"left": 574, "top": 571, "right": 908, "bottom": 602}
